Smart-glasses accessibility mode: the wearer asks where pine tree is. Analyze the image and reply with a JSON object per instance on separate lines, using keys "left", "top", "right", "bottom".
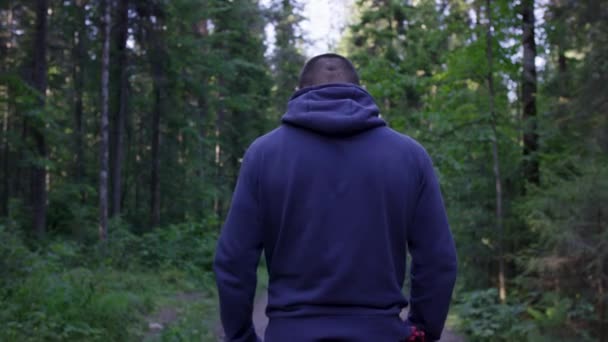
{"left": 521, "top": 0, "right": 539, "bottom": 186}
{"left": 99, "top": 0, "right": 112, "bottom": 241}
{"left": 270, "top": 0, "right": 305, "bottom": 111}
{"left": 30, "top": 0, "right": 49, "bottom": 237}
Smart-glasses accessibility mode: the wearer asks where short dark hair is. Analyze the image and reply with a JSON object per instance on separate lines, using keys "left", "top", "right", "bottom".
{"left": 298, "top": 53, "right": 360, "bottom": 89}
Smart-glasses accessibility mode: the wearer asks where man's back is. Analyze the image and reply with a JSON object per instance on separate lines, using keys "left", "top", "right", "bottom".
{"left": 258, "top": 94, "right": 421, "bottom": 318}
{"left": 215, "top": 55, "right": 457, "bottom": 342}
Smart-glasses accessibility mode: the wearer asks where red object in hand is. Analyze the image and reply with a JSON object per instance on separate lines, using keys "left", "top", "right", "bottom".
{"left": 406, "top": 326, "right": 425, "bottom": 342}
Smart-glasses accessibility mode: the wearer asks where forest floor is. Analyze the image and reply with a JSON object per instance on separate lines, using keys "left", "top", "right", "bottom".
{"left": 142, "top": 277, "right": 464, "bottom": 341}
{"left": 142, "top": 290, "right": 218, "bottom": 342}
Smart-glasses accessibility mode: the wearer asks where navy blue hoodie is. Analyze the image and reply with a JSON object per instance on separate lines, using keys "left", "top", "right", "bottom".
{"left": 214, "top": 83, "right": 457, "bottom": 342}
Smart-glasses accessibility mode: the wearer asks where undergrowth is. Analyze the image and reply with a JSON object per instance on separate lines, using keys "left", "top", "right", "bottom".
{"left": 0, "top": 220, "right": 219, "bottom": 341}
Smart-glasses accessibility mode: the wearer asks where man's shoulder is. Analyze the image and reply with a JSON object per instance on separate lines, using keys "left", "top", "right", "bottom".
{"left": 245, "top": 127, "right": 284, "bottom": 155}
{"left": 380, "top": 126, "right": 429, "bottom": 155}
{"left": 248, "top": 125, "right": 430, "bottom": 159}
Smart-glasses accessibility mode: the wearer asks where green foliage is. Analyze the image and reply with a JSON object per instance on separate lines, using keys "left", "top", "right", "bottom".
{"left": 518, "top": 158, "right": 608, "bottom": 337}
{"left": 268, "top": 0, "right": 306, "bottom": 113}
{"left": 454, "top": 288, "right": 596, "bottom": 342}
{"left": 454, "top": 289, "right": 528, "bottom": 341}
{"left": 0, "top": 222, "right": 218, "bottom": 341}
{"left": 126, "top": 221, "right": 219, "bottom": 276}
{"left": 147, "top": 296, "right": 219, "bottom": 342}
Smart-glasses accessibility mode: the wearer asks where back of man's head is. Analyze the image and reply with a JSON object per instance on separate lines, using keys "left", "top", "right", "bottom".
{"left": 298, "top": 53, "right": 360, "bottom": 89}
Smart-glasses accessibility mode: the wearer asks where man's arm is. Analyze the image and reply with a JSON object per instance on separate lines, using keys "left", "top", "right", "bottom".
{"left": 214, "top": 145, "right": 263, "bottom": 342}
{"left": 407, "top": 149, "right": 457, "bottom": 341}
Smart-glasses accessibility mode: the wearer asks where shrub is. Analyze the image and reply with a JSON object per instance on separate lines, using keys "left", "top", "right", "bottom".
{"left": 0, "top": 220, "right": 219, "bottom": 341}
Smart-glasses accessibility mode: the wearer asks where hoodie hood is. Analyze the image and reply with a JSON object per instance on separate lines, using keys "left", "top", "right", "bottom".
{"left": 282, "top": 83, "right": 386, "bottom": 136}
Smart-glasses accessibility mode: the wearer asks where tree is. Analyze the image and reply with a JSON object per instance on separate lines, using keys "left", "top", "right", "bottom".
{"left": 30, "top": 0, "right": 49, "bottom": 237}
{"left": 0, "top": 4, "right": 14, "bottom": 216}
{"left": 209, "top": 0, "right": 273, "bottom": 216}
{"left": 485, "top": 0, "right": 506, "bottom": 303}
{"left": 0, "top": 0, "right": 273, "bottom": 231}
{"left": 521, "top": 0, "right": 539, "bottom": 186}
{"left": 99, "top": 0, "right": 112, "bottom": 241}
{"left": 72, "top": 0, "right": 87, "bottom": 201}
{"left": 270, "top": 0, "right": 305, "bottom": 111}
{"left": 346, "top": 0, "right": 451, "bottom": 129}
{"left": 147, "top": 2, "right": 166, "bottom": 228}
{"left": 110, "top": 0, "right": 129, "bottom": 217}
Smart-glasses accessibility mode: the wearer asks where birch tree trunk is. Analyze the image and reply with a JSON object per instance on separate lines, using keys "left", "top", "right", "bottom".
{"left": 486, "top": 0, "right": 506, "bottom": 303}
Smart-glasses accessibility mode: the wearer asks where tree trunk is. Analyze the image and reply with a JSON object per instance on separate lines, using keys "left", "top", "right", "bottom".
{"left": 31, "top": 0, "right": 49, "bottom": 238}
{"left": 135, "top": 114, "right": 144, "bottom": 219}
{"left": 521, "top": 0, "right": 539, "bottom": 186}
{"left": 197, "top": 95, "right": 207, "bottom": 203}
{"left": 1, "top": 87, "right": 8, "bottom": 216}
{"left": 131, "top": 15, "right": 146, "bottom": 224}
{"left": 18, "top": 109, "right": 27, "bottom": 205}
{"left": 73, "top": 0, "right": 86, "bottom": 202}
{"left": 193, "top": 21, "right": 209, "bottom": 215}
{"left": 99, "top": 0, "right": 112, "bottom": 241}
{"left": 214, "top": 86, "right": 225, "bottom": 217}
{"left": 1, "top": 4, "right": 15, "bottom": 216}
{"left": 150, "top": 77, "right": 161, "bottom": 228}
{"left": 149, "top": 14, "right": 165, "bottom": 228}
{"left": 558, "top": 47, "right": 567, "bottom": 75}
{"left": 0, "top": 6, "right": 11, "bottom": 216}
{"left": 110, "top": 0, "right": 129, "bottom": 217}
{"left": 598, "top": 208, "right": 606, "bottom": 342}
{"left": 486, "top": 0, "right": 506, "bottom": 303}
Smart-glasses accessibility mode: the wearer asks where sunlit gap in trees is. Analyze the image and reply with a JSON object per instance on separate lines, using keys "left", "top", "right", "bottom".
{"left": 261, "top": 0, "right": 354, "bottom": 59}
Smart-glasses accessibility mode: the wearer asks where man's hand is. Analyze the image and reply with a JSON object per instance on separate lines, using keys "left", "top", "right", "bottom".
{"left": 406, "top": 326, "right": 426, "bottom": 342}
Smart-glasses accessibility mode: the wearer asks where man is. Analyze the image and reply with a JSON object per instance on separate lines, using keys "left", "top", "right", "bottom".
{"left": 214, "top": 54, "right": 457, "bottom": 342}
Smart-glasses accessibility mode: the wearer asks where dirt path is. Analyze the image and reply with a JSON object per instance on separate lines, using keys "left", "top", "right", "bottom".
{"left": 143, "top": 292, "right": 203, "bottom": 341}
{"left": 251, "top": 292, "right": 464, "bottom": 342}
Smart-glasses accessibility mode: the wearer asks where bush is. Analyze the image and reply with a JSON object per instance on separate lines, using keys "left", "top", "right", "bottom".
{"left": 136, "top": 222, "right": 218, "bottom": 274}
{"left": 518, "top": 159, "right": 608, "bottom": 340}
{"left": 0, "top": 220, "right": 219, "bottom": 341}
{"left": 454, "top": 288, "right": 530, "bottom": 341}
{"left": 453, "top": 288, "right": 596, "bottom": 342}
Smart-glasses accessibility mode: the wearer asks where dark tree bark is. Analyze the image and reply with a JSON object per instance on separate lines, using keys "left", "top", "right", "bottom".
{"left": 110, "top": 0, "right": 129, "bottom": 217}
{"left": 522, "top": 0, "right": 539, "bottom": 186}
{"left": 131, "top": 111, "right": 144, "bottom": 222}
{"left": 486, "top": 0, "right": 506, "bottom": 303}
{"left": 197, "top": 95, "right": 207, "bottom": 186}
{"left": 150, "top": 75, "right": 161, "bottom": 228}
{"left": 17, "top": 110, "right": 27, "bottom": 205}
{"left": 558, "top": 47, "right": 567, "bottom": 74}
{"left": 31, "top": 0, "right": 49, "bottom": 238}
{"left": 131, "top": 5, "right": 147, "bottom": 222}
{"left": 192, "top": 21, "right": 209, "bottom": 215}
{"left": 0, "top": 6, "right": 12, "bottom": 216}
{"left": 99, "top": 0, "right": 112, "bottom": 241}
{"left": 149, "top": 11, "right": 165, "bottom": 228}
{"left": 73, "top": 0, "right": 86, "bottom": 201}
{"left": 1, "top": 88, "right": 8, "bottom": 216}
{"left": 213, "top": 82, "right": 225, "bottom": 217}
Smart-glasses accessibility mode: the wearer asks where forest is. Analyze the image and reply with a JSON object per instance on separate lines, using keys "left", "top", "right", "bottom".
{"left": 0, "top": 0, "right": 606, "bottom": 341}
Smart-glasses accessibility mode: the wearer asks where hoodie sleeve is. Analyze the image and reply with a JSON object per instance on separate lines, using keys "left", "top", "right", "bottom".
{"left": 407, "top": 148, "right": 457, "bottom": 341}
{"left": 214, "top": 144, "right": 263, "bottom": 342}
